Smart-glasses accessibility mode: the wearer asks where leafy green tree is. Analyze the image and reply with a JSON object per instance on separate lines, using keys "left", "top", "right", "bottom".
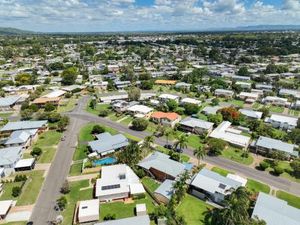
{"left": 208, "top": 113, "right": 223, "bottom": 125}
{"left": 174, "top": 134, "right": 188, "bottom": 152}
{"left": 61, "top": 67, "right": 78, "bottom": 85}
{"left": 60, "top": 180, "right": 70, "bottom": 194}
{"left": 57, "top": 116, "right": 69, "bottom": 132}
{"left": 166, "top": 99, "right": 178, "bottom": 112}
{"left": 117, "top": 142, "right": 142, "bottom": 167}
{"left": 15, "top": 73, "right": 35, "bottom": 86}
{"left": 291, "top": 159, "right": 300, "bottom": 178}
{"left": 131, "top": 118, "right": 149, "bottom": 131}
{"left": 128, "top": 87, "right": 141, "bottom": 101}
{"left": 91, "top": 125, "right": 105, "bottom": 134}
{"left": 30, "top": 147, "right": 42, "bottom": 157}
{"left": 237, "top": 66, "right": 250, "bottom": 76}
{"left": 183, "top": 103, "right": 199, "bottom": 115}
{"left": 207, "top": 138, "right": 227, "bottom": 155}
{"left": 44, "top": 103, "right": 56, "bottom": 112}
{"left": 12, "top": 186, "right": 22, "bottom": 197}
{"left": 56, "top": 196, "right": 67, "bottom": 210}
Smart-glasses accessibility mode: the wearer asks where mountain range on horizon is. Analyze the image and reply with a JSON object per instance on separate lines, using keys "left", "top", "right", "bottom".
{"left": 1, "top": 24, "right": 300, "bottom": 35}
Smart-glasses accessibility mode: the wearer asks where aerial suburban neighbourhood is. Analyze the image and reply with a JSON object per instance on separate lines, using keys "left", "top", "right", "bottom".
{"left": 0, "top": 3, "right": 300, "bottom": 225}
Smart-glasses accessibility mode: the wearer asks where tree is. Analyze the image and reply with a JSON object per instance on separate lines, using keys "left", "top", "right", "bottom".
{"left": 56, "top": 196, "right": 67, "bottom": 210}
{"left": 128, "top": 87, "right": 141, "bottom": 101}
{"left": 91, "top": 125, "right": 105, "bottom": 134}
{"left": 237, "top": 66, "right": 250, "bottom": 76}
{"left": 12, "top": 186, "right": 22, "bottom": 197}
{"left": 57, "top": 116, "right": 70, "bottom": 132}
{"left": 208, "top": 113, "right": 223, "bottom": 125}
{"left": 183, "top": 103, "right": 199, "bottom": 115}
{"left": 291, "top": 159, "right": 300, "bottom": 178}
{"left": 265, "top": 63, "right": 278, "bottom": 74}
{"left": 218, "top": 107, "right": 241, "bottom": 124}
{"left": 207, "top": 138, "right": 227, "bottom": 155}
{"left": 21, "top": 109, "right": 34, "bottom": 120}
{"left": 15, "top": 73, "right": 35, "bottom": 86}
{"left": 174, "top": 134, "right": 188, "bottom": 152}
{"left": 211, "top": 98, "right": 220, "bottom": 106}
{"left": 60, "top": 180, "right": 70, "bottom": 194}
{"left": 165, "top": 128, "right": 173, "bottom": 145}
{"left": 117, "top": 142, "right": 142, "bottom": 167}
{"left": 61, "top": 67, "right": 78, "bottom": 85}
{"left": 259, "top": 107, "right": 269, "bottom": 118}
{"left": 140, "top": 80, "right": 154, "bottom": 90}
{"left": 89, "top": 99, "right": 97, "bottom": 109}
{"left": 193, "top": 145, "right": 206, "bottom": 166}
{"left": 288, "top": 128, "right": 300, "bottom": 145}
{"left": 44, "top": 103, "right": 56, "bottom": 112}
{"left": 142, "top": 135, "right": 155, "bottom": 149}
{"left": 166, "top": 99, "right": 178, "bottom": 112}
{"left": 103, "top": 214, "right": 116, "bottom": 221}
{"left": 30, "top": 147, "right": 42, "bottom": 157}
{"left": 131, "top": 118, "right": 149, "bottom": 131}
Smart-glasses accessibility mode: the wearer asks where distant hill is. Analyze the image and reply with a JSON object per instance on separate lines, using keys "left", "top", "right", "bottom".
{"left": 0, "top": 27, "right": 35, "bottom": 35}
{"left": 231, "top": 25, "right": 300, "bottom": 31}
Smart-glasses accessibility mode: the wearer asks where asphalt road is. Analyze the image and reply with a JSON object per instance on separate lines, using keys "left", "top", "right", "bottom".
{"left": 30, "top": 96, "right": 300, "bottom": 224}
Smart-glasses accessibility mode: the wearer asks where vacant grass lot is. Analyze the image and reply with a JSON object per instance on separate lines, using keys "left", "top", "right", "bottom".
{"left": 0, "top": 182, "right": 24, "bottom": 201}
{"left": 62, "top": 180, "right": 93, "bottom": 225}
{"left": 100, "top": 193, "right": 156, "bottom": 221}
{"left": 57, "top": 97, "right": 77, "bottom": 113}
{"left": 221, "top": 147, "right": 253, "bottom": 165}
{"left": 16, "top": 170, "right": 45, "bottom": 206}
{"left": 69, "top": 163, "right": 82, "bottom": 176}
{"left": 177, "top": 194, "right": 211, "bottom": 225}
{"left": 246, "top": 179, "right": 270, "bottom": 194}
{"left": 35, "top": 130, "right": 62, "bottom": 163}
{"left": 276, "top": 190, "right": 300, "bottom": 209}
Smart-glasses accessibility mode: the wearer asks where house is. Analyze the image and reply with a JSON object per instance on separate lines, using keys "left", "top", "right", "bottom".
{"left": 0, "top": 146, "right": 23, "bottom": 176}
{"left": 0, "top": 200, "right": 13, "bottom": 220}
{"left": 127, "top": 105, "right": 153, "bottom": 118}
{"left": 239, "top": 109, "right": 263, "bottom": 120}
{"left": 43, "top": 90, "right": 66, "bottom": 98}
{"left": 235, "top": 82, "right": 252, "bottom": 89}
{"left": 100, "top": 94, "right": 128, "bottom": 103}
{"left": 175, "top": 82, "right": 191, "bottom": 90}
{"left": 32, "top": 97, "right": 61, "bottom": 107}
{"left": 202, "top": 106, "right": 221, "bottom": 115}
{"left": 150, "top": 112, "right": 181, "bottom": 127}
{"left": 14, "top": 158, "right": 36, "bottom": 172}
{"left": 155, "top": 80, "right": 177, "bottom": 85}
{"left": 158, "top": 94, "right": 180, "bottom": 103}
{"left": 279, "top": 89, "right": 300, "bottom": 99}
{"left": 180, "top": 97, "right": 201, "bottom": 106}
{"left": 0, "top": 120, "right": 48, "bottom": 137}
{"left": 209, "top": 121, "right": 251, "bottom": 148}
{"left": 111, "top": 101, "right": 138, "bottom": 113}
{"left": 255, "top": 84, "right": 273, "bottom": 92}
{"left": 94, "top": 215, "right": 150, "bottom": 225}
{"left": 114, "top": 81, "right": 131, "bottom": 89}
{"left": 252, "top": 192, "right": 300, "bottom": 225}
{"left": 292, "top": 100, "right": 300, "bottom": 109}
{"left": 265, "top": 114, "right": 297, "bottom": 131}
{"left": 190, "top": 168, "right": 244, "bottom": 204}
{"left": 138, "top": 151, "right": 187, "bottom": 181}
{"left": 95, "top": 164, "right": 145, "bottom": 202}
{"left": 2, "top": 85, "right": 39, "bottom": 95}
{"left": 179, "top": 117, "right": 214, "bottom": 134}
{"left": 254, "top": 136, "right": 298, "bottom": 158}
{"left": 77, "top": 199, "right": 99, "bottom": 223}
{"left": 0, "top": 96, "right": 21, "bottom": 111}
{"left": 262, "top": 96, "right": 290, "bottom": 107}
{"left": 214, "top": 89, "right": 234, "bottom": 98}
{"left": 232, "top": 75, "right": 251, "bottom": 81}
{"left": 154, "top": 179, "right": 175, "bottom": 204}
{"left": 88, "top": 132, "right": 129, "bottom": 156}
{"left": 4, "top": 129, "right": 38, "bottom": 148}
{"left": 238, "top": 92, "right": 259, "bottom": 103}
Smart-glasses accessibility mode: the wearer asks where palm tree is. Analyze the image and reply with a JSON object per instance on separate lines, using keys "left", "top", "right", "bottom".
{"left": 165, "top": 128, "right": 173, "bottom": 145}
{"left": 143, "top": 135, "right": 155, "bottom": 149}
{"left": 193, "top": 145, "right": 206, "bottom": 166}
{"left": 174, "top": 134, "right": 188, "bottom": 152}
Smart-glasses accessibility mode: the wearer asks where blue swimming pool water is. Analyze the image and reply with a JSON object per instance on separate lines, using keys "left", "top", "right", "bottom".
{"left": 93, "top": 157, "right": 117, "bottom": 166}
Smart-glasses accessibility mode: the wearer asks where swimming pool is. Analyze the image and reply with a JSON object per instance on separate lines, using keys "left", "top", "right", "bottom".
{"left": 93, "top": 157, "right": 117, "bottom": 166}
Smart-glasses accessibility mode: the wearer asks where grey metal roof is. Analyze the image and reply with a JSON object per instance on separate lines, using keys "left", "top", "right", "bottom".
{"left": 138, "top": 151, "right": 186, "bottom": 178}
{"left": 202, "top": 106, "right": 221, "bottom": 115}
{"left": 88, "top": 132, "right": 129, "bottom": 155}
{"left": 190, "top": 168, "right": 242, "bottom": 195}
{"left": 239, "top": 109, "right": 263, "bottom": 119}
{"left": 154, "top": 179, "right": 174, "bottom": 200}
{"left": 180, "top": 117, "right": 214, "bottom": 130}
{"left": 94, "top": 215, "right": 150, "bottom": 225}
{"left": 0, "top": 120, "right": 47, "bottom": 132}
{"left": 252, "top": 192, "right": 300, "bottom": 225}
{"left": 0, "top": 146, "right": 22, "bottom": 166}
{"left": 256, "top": 136, "right": 298, "bottom": 157}
{"left": 5, "top": 129, "right": 37, "bottom": 145}
{"left": 0, "top": 96, "right": 21, "bottom": 107}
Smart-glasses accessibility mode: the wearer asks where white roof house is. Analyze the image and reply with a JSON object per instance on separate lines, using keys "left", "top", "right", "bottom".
{"left": 158, "top": 94, "right": 180, "bottom": 102}
{"left": 0, "top": 200, "right": 13, "bottom": 218}
{"left": 180, "top": 97, "right": 201, "bottom": 106}
{"left": 0, "top": 120, "right": 47, "bottom": 132}
{"left": 252, "top": 192, "right": 300, "bottom": 225}
{"left": 95, "top": 215, "right": 150, "bottom": 225}
{"left": 214, "top": 89, "right": 234, "bottom": 97}
{"left": 78, "top": 199, "right": 99, "bottom": 223}
{"left": 179, "top": 117, "right": 214, "bottom": 132}
{"left": 14, "top": 158, "right": 36, "bottom": 170}
{"left": 239, "top": 109, "right": 263, "bottom": 119}
{"left": 43, "top": 90, "right": 66, "bottom": 98}
{"left": 127, "top": 105, "right": 153, "bottom": 116}
{"left": 239, "top": 92, "right": 259, "bottom": 100}
{"left": 95, "top": 164, "right": 145, "bottom": 201}
{"left": 265, "top": 114, "right": 298, "bottom": 130}
{"left": 209, "top": 121, "right": 251, "bottom": 148}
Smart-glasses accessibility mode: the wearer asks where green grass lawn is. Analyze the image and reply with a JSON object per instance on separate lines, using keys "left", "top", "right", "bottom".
{"left": 288, "top": 109, "right": 300, "bottom": 116}
{"left": 252, "top": 102, "right": 263, "bottom": 110}
{"left": 69, "top": 163, "right": 82, "bottom": 176}
{"left": 86, "top": 101, "right": 112, "bottom": 116}
{"left": 269, "top": 105, "right": 285, "bottom": 113}
{"left": 16, "top": 170, "right": 45, "bottom": 206}
{"left": 35, "top": 130, "right": 62, "bottom": 163}
{"left": 227, "top": 99, "right": 245, "bottom": 108}
{"left": 187, "top": 135, "right": 203, "bottom": 149}
{"left": 211, "top": 167, "right": 232, "bottom": 176}
{"left": 142, "top": 176, "right": 160, "bottom": 193}
{"left": 0, "top": 112, "right": 13, "bottom": 118}
{"left": 120, "top": 116, "right": 133, "bottom": 126}
{"left": 177, "top": 194, "right": 211, "bottom": 225}
{"left": 155, "top": 145, "right": 190, "bottom": 163}
{"left": 246, "top": 179, "right": 270, "bottom": 194}
{"left": 73, "top": 144, "right": 88, "bottom": 161}
{"left": 57, "top": 97, "right": 77, "bottom": 113}
{"left": 276, "top": 191, "right": 300, "bottom": 209}
{"left": 221, "top": 147, "right": 253, "bottom": 165}
{"left": 62, "top": 180, "right": 93, "bottom": 225}
{"left": 0, "top": 182, "right": 24, "bottom": 201}
{"left": 100, "top": 193, "right": 156, "bottom": 221}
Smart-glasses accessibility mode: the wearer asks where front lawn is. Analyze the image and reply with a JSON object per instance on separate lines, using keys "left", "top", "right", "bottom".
{"left": 69, "top": 163, "right": 82, "bottom": 176}
{"left": 34, "top": 130, "right": 62, "bottom": 163}
{"left": 0, "top": 182, "right": 24, "bottom": 201}
{"left": 73, "top": 145, "right": 88, "bottom": 161}
{"left": 221, "top": 147, "right": 253, "bottom": 165}
{"left": 100, "top": 193, "right": 156, "bottom": 221}
{"left": 269, "top": 105, "right": 284, "bottom": 113}
{"left": 211, "top": 167, "right": 232, "bottom": 176}
{"left": 177, "top": 194, "right": 211, "bottom": 225}
{"left": 227, "top": 99, "right": 245, "bottom": 108}
{"left": 142, "top": 176, "right": 160, "bottom": 193}
{"left": 57, "top": 97, "right": 77, "bottom": 113}
{"left": 62, "top": 180, "right": 93, "bottom": 225}
{"left": 16, "top": 170, "right": 45, "bottom": 206}
{"left": 187, "top": 135, "right": 203, "bottom": 149}
{"left": 246, "top": 179, "right": 270, "bottom": 194}
{"left": 276, "top": 191, "right": 300, "bottom": 209}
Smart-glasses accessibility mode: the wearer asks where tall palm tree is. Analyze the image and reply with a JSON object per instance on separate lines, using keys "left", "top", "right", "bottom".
{"left": 193, "top": 145, "right": 206, "bottom": 166}
{"left": 175, "top": 134, "right": 188, "bottom": 152}
{"left": 143, "top": 135, "right": 155, "bottom": 149}
{"left": 165, "top": 128, "right": 173, "bottom": 145}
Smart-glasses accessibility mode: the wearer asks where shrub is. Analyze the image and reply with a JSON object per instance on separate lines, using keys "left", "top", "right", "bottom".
{"left": 131, "top": 118, "right": 149, "bottom": 131}
{"left": 273, "top": 166, "right": 284, "bottom": 176}
{"left": 60, "top": 180, "right": 70, "bottom": 194}
{"left": 259, "top": 161, "right": 270, "bottom": 171}
{"left": 103, "top": 214, "right": 116, "bottom": 221}
{"left": 56, "top": 196, "right": 67, "bottom": 210}
{"left": 12, "top": 186, "right": 22, "bottom": 197}
{"left": 91, "top": 125, "right": 105, "bottom": 134}
{"left": 30, "top": 147, "right": 42, "bottom": 157}
{"left": 98, "top": 110, "right": 109, "bottom": 117}
{"left": 14, "top": 175, "right": 27, "bottom": 182}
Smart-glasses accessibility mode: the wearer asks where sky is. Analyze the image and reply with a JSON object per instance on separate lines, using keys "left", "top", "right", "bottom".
{"left": 0, "top": 0, "right": 300, "bottom": 32}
